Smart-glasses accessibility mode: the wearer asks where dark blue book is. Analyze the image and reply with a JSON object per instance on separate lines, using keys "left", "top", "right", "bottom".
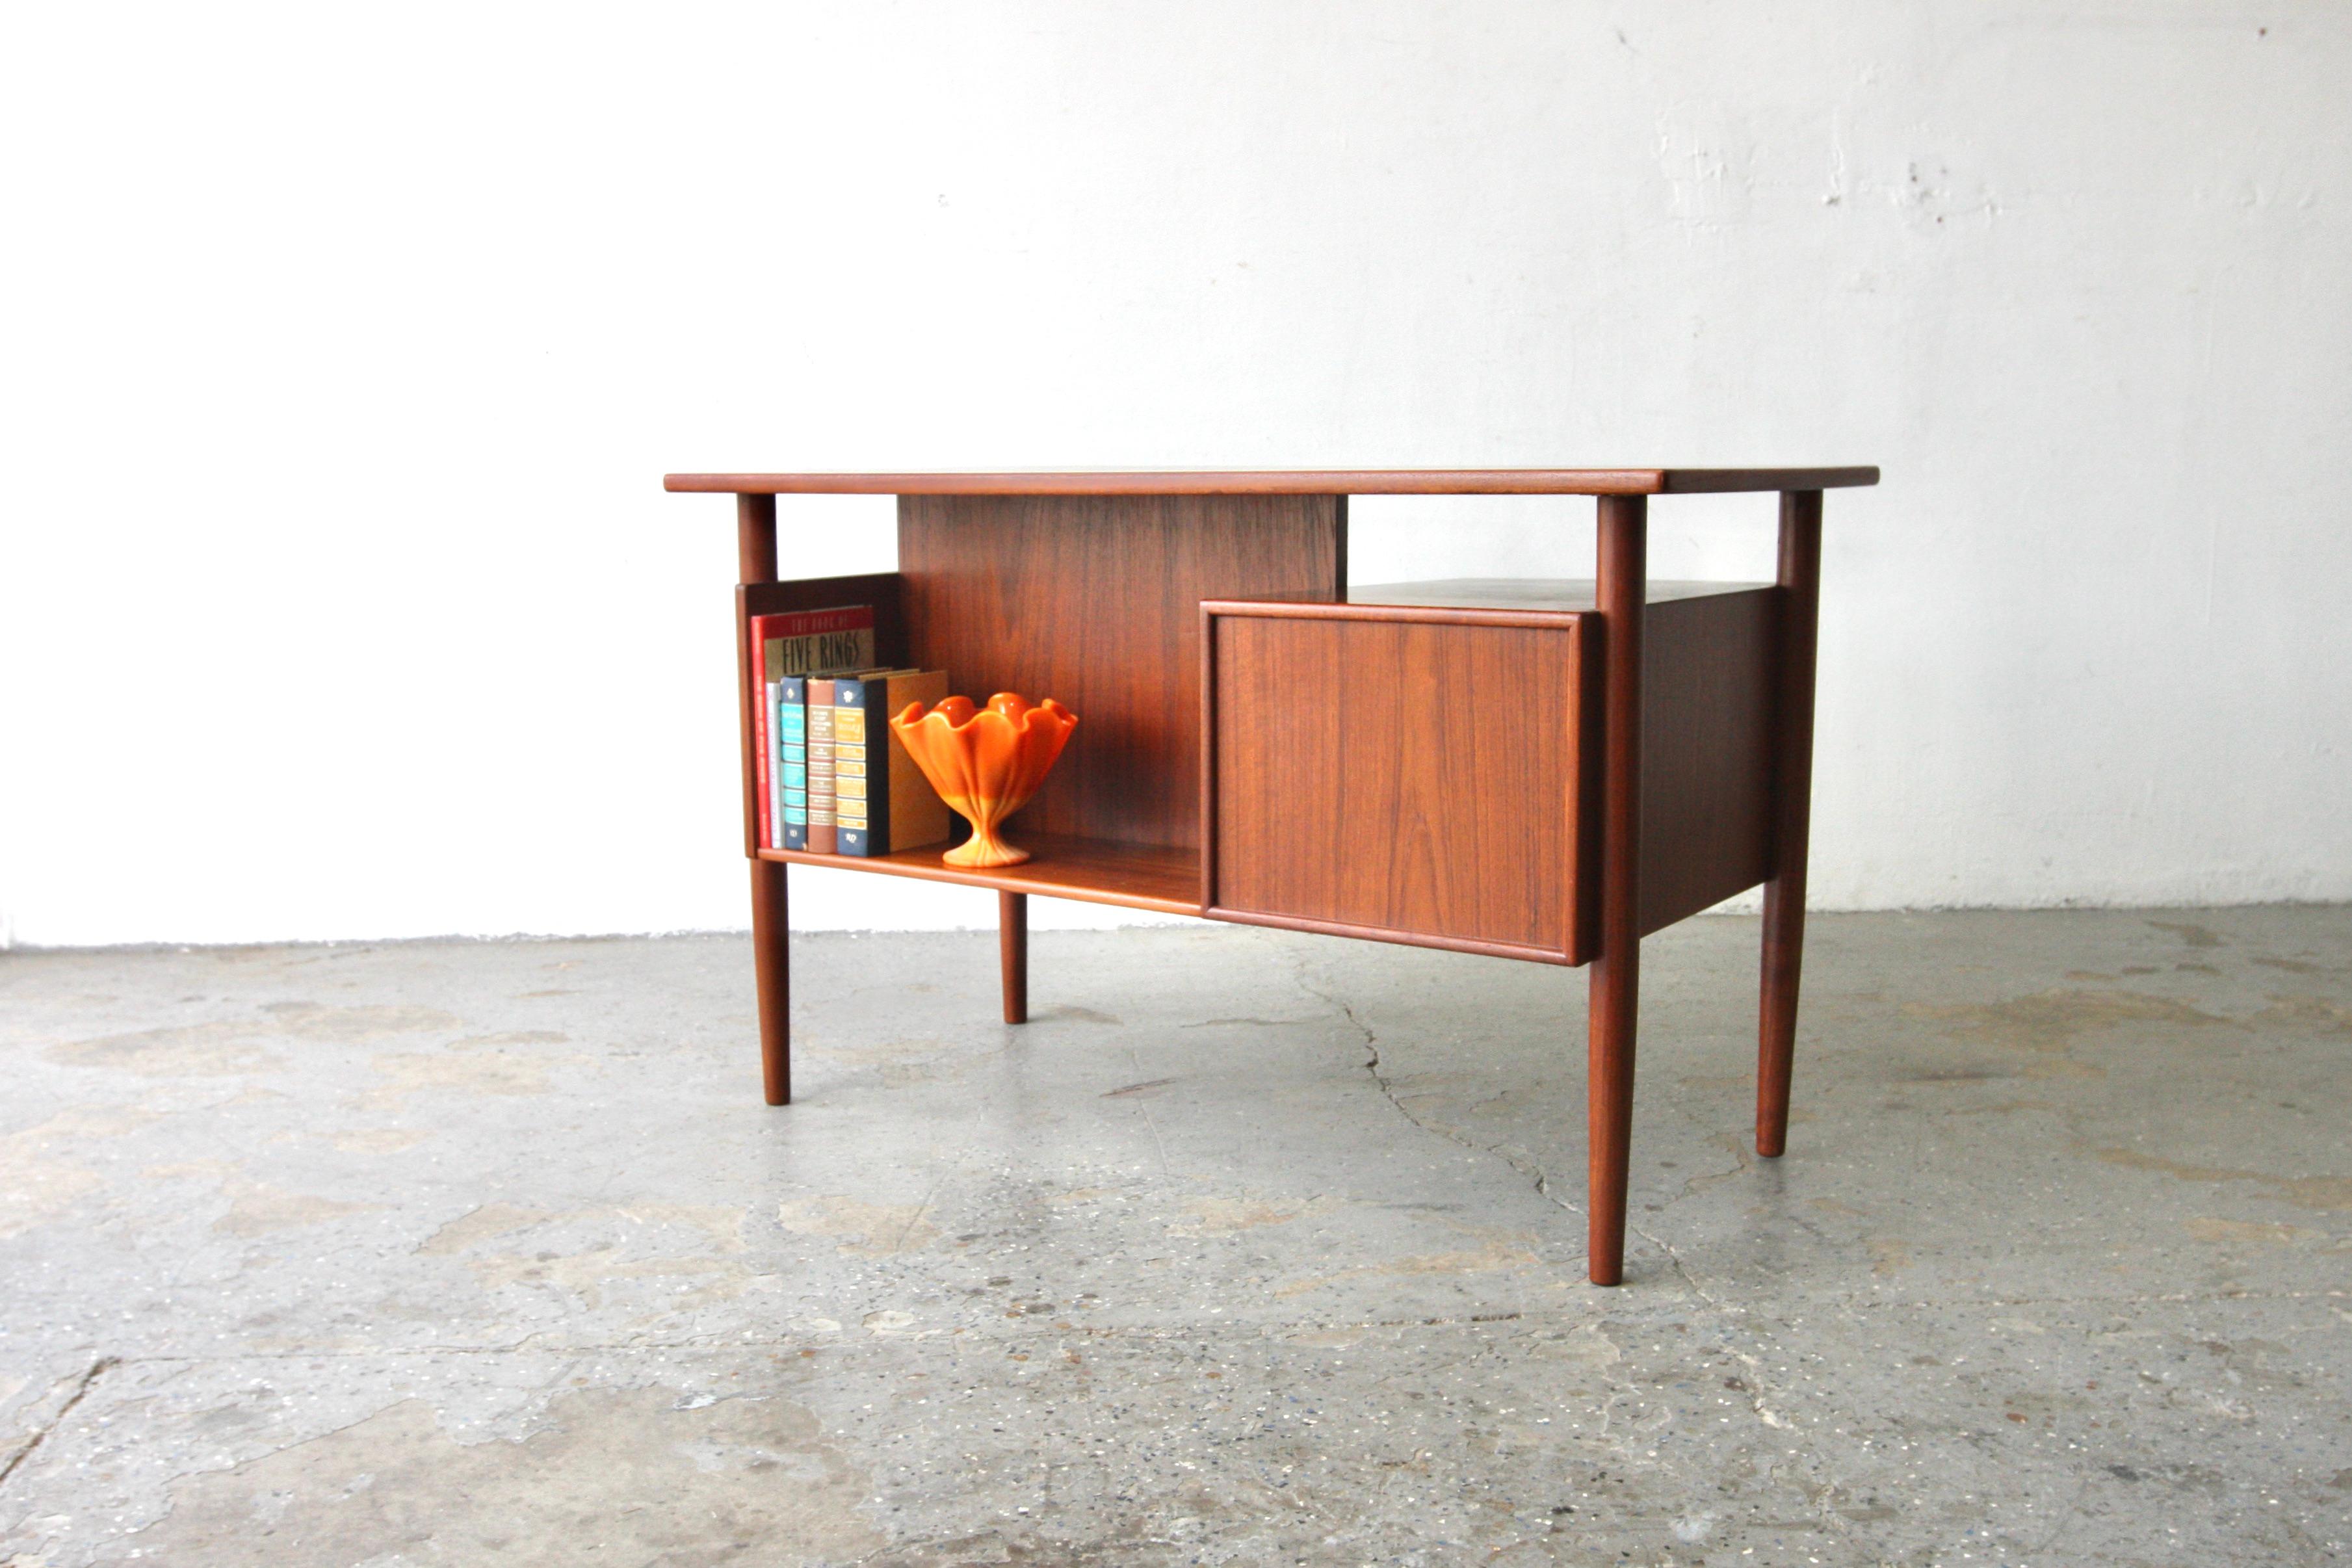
{"left": 835, "top": 672, "right": 950, "bottom": 856}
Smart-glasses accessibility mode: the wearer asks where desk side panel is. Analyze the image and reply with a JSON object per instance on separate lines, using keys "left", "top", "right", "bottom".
{"left": 1208, "top": 612, "right": 1578, "bottom": 958}
{"left": 1637, "top": 586, "right": 1778, "bottom": 934}
{"left": 898, "top": 495, "right": 1342, "bottom": 851}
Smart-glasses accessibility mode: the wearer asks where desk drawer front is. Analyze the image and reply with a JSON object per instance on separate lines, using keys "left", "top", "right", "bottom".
{"left": 1203, "top": 605, "right": 1589, "bottom": 961}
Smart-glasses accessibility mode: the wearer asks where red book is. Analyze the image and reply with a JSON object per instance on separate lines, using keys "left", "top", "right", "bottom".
{"left": 750, "top": 618, "right": 772, "bottom": 848}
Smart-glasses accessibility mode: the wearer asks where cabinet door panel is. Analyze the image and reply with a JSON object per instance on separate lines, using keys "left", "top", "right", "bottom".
{"left": 1207, "top": 608, "right": 1586, "bottom": 961}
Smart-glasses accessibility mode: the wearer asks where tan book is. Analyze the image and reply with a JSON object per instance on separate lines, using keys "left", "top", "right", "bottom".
{"left": 834, "top": 670, "right": 952, "bottom": 856}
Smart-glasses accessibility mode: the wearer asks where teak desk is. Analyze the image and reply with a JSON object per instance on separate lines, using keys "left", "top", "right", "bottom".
{"left": 665, "top": 468, "right": 1879, "bottom": 1285}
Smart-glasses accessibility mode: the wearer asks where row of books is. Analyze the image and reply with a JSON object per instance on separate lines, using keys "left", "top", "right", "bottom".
{"left": 751, "top": 605, "right": 952, "bottom": 856}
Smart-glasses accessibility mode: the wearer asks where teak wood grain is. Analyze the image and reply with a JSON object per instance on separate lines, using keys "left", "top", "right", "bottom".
{"left": 1203, "top": 603, "right": 1588, "bottom": 963}
{"left": 1586, "top": 495, "right": 1647, "bottom": 1287}
{"left": 1198, "top": 583, "right": 1779, "bottom": 958}
{"left": 672, "top": 468, "right": 1878, "bottom": 497}
{"left": 1636, "top": 588, "right": 1779, "bottom": 936}
{"left": 755, "top": 833, "right": 1197, "bottom": 914}
{"left": 1345, "top": 579, "right": 1763, "bottom": 610}
{"left": 733, "top": 497, "right": 777, "bottom": 860}
{"left": 749, "top": 861, "right": 789, "bottom": 1104}
{"left": 898, "top": 493, "right": 1344, "bottom": 852}
{"left": 999, "top": 891, "right": 1029, "bottom": 1025}
{"left": 734, "top": 495, "right": 792, "bottom": 1105}
{"left": 1758, "top": 491, "right": 1823, "bottom": 1158}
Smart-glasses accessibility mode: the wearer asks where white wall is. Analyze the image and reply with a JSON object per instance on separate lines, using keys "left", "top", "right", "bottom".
{"left": 5, "top": 3, "right": 2347, "bottom": 947}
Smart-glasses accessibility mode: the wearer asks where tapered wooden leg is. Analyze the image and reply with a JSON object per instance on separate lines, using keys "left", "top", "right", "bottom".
{"left": 736, "top": 492, "right": 787, "bottom": 1104}
{"left": 1758, "top": 490, "right": 1822, "bottom": 1157}
{"left": 751, "top": 859, "right": 791, "bottom": 1104}
{"left": 999, "top": 891, "right": 1028, "bottom": 1025}
{"left": 1588, "top": 495, "right": 1646, "bottom": 1287}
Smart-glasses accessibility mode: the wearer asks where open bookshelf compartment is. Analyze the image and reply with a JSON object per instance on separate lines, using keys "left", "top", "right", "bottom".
{"left": 744, "top": 496, "right": 1346, "bottom": 909}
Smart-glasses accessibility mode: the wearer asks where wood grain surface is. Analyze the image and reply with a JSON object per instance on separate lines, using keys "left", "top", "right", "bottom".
{"left": 671, "top": 467, "right": 1877, "bottom": 497}
{"left": 749, "top": 861, "right": 789, "bottom": 1104}
{"left": 1758, "top": 490, "right": 1824, "bottom": 1157}
{"left": 1586, "top": 495, "right": 1648, "bottom": 1286}
{"left": 999, "top": 890, "right": 1029, "bottom": 1025}
{"left": 735, "top": 495, "right": 792, "bottom": 1106}
{"left": 756, "top": 833, "right": 1197, "bottom": 914}
{"left": 1344, "top": 579, "right": 1762, "bottom": 610}
{"left": 1636, "top": 588, "right": 1779, "bottom": 935}
{"left": 1204, "top": 605, "right": 1586, "bottom": 961}
{"left": 899, "top": 493, "right": 1344, "bottom": 852}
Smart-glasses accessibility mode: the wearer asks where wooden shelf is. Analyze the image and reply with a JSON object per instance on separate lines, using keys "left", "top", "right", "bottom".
{"left": 755, "top": 833, "right": 1199, "bottom": 915}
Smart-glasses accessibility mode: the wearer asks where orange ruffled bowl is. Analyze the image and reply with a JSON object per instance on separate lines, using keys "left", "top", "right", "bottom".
{"left": 888, "top": 693, "right": 1078, "bottom": 869}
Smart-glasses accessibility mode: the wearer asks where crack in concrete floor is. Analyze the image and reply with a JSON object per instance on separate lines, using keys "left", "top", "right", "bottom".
{"left": 0, "top": 1358, "right": 116, "bottom": 1493}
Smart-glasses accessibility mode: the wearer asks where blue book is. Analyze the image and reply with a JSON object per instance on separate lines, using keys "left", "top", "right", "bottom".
{"left": 835, "top": 671, "right": 950, "bottom": 856}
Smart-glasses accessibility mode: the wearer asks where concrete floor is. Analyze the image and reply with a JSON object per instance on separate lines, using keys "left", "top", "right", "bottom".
{"left": 1, "top": 907, "right": 2347, "bottom": 1566}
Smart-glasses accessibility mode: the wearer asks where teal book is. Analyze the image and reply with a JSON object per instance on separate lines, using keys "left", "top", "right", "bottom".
{"left": 777, "top": 675, "right": 809, "bottom": 852}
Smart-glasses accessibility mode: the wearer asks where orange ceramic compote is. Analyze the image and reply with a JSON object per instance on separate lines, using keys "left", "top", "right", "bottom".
{"left": 888, "top": 693, "right": 1078, "bottom": 868}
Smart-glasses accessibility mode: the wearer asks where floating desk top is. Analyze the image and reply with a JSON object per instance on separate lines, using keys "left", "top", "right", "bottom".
{"left": 666, "top": 467, "right": 1879, "bottom": 497}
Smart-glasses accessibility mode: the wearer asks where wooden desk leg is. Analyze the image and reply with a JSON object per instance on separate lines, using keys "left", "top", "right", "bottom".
{"left": 737, "top": 493, "right": 791, "bottom": 1105}
{"left": 752, "top": 860, "right": 791, "bottom": 1104}
{"left": 1758, "top": 490, "right": 1822, "bottom": 1156}
{"left": 1588, "top": 495, "right": 1645, "bottom": 1286}
{"left": 999, "top": 891, "right": 1029, "bottom": 1025}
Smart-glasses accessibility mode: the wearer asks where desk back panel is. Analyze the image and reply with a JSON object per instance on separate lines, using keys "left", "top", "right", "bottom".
{"left": 898, "top": 495, "right": 1345, "bottom": 852}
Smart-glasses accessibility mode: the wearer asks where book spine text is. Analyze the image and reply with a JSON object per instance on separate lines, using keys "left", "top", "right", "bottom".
{"left": 805, "top": 678, "right": 839, "bottom": 854}
{"left": 778, "top": 676, "right": 809, "bottom": 852}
